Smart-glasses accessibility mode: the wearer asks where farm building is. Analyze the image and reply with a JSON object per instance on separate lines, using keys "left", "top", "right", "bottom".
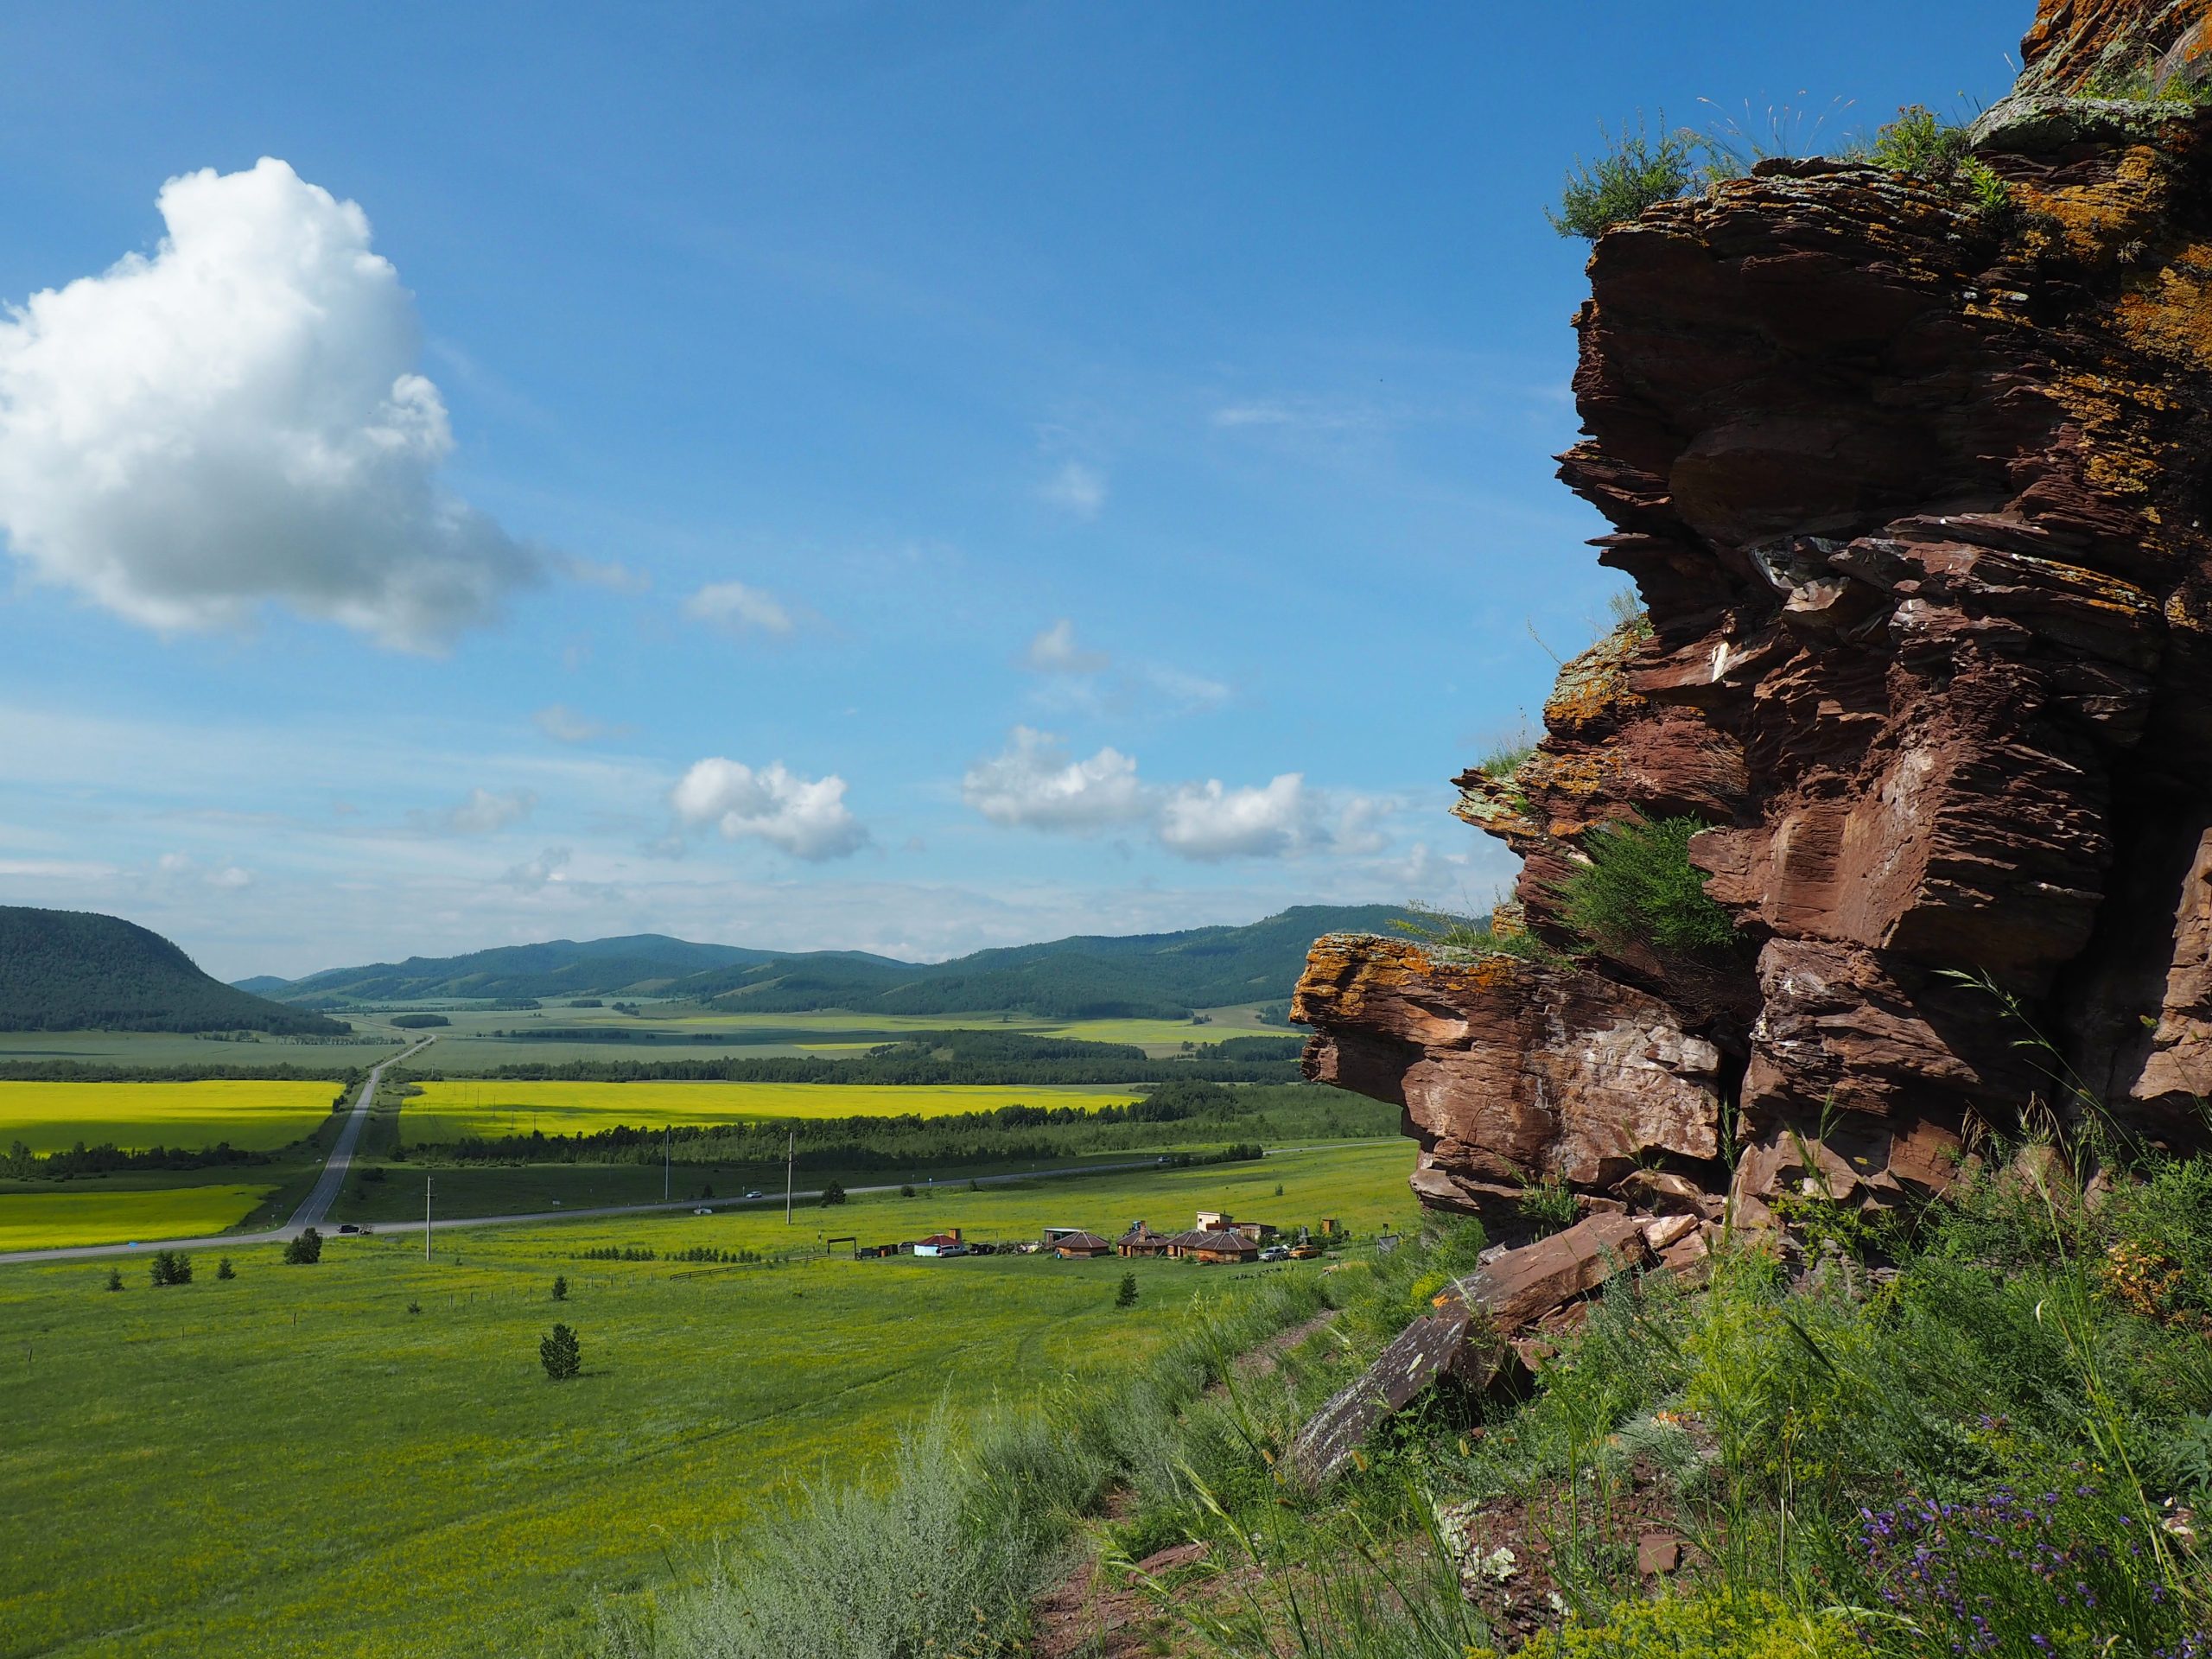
{"left": 1050, "top": 1230, "right": 1113, "bottom": 1258}
{"left": 912, "top": 1228, "right": 968, "bottom": 1257}
{"left": 1116, "top": 1222, "right": 1171, "bottom": 1257}
{"left": 1192, "top": 1211, "right": 1276, "bottom": 1243}
{"left": 1166, "top": 1227, "right": 1258, "bottom": 1265}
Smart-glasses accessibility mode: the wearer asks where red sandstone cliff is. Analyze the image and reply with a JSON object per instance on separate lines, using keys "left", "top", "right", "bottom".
{"left": 1297, "top": 0, "right": 2212, "bottom": 1233}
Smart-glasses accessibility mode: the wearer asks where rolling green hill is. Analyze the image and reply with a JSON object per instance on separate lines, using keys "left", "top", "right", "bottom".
{"left": 0, "top": 907, "right": 346, "bottom": 1034}
{"left": 257, "top": 905, "right": 1402, "bottom": 1020}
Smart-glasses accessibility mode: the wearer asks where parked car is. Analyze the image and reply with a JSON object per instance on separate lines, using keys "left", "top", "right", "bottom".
{"left": 744, "top": 1189, "right": 765, "bottom": 1198}
{"left": 692, "top": 1207, "right": 713, "bottom": 1216}
{"left": 1258, "top": 1245, "right": 1289, "bottom": 1262}
{"left": 337, "top": 1224, "right": 359, "bottom": 1235}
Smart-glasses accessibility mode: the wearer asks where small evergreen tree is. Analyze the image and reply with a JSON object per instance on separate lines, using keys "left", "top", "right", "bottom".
{"left": 215, "top": 1257, "right": 236, "bottom": 1281}
{"left": 149, "top": 1249, "right": 193, "bottom": 1287}
{"left": 283, "top": 1227, "right": 324, "bottom": 1265}
{"left": 104, "top": 1267, "right": 124, "bottom": 1293}
{"left": 1115, "top": 1271, "right": 1139, "bottom": 1309}
{"left": 541, "top": 1322, "right": 581, "bottom": 1381}
{"left": 820, "top": 1180, "right": 847, "bottom": 1206}
{"left": 551, "top": 1274, "right": 569, "bottom": 1301}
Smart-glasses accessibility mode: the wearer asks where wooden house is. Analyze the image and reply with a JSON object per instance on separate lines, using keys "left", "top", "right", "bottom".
{"left": 1117, "top": 1221, "right": 1172, "bottom": 1257}
{"left": 1050, "top": 1230, "right": 1114, "bottom": 1258}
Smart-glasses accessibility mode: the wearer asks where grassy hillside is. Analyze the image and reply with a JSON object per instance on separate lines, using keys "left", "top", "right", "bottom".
{"left": 269, "top": 906, "right": 1403, "bottom": 1020}
{"left": 0, "top": 1143, "right": 1414, "bottom": 1658}
{"left": 0, "top": 907, "right": 345, "bottom": 1035}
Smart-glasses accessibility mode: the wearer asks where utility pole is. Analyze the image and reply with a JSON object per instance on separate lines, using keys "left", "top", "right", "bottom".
{"left": 785, "top": 1129, "right": 794, "bottom": 1225}
{"left": 664, "top": 1126, "right": 671, "bottom": 1203}
{"left": 424, "top": 1174, "right": 432, "bottom": 1263}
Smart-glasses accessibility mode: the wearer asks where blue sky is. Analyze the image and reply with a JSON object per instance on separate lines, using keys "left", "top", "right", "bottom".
{"left": 0, "top": 1, "right": 2025, "bottom": 980}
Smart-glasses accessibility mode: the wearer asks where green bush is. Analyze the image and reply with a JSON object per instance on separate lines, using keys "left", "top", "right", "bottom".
{"left": 1555, "top": 814, "right": 1738, "bottom": 960}
{"left": 215, "top": 1256, "right": 235, "bottom": 1281}
{"left": 1516, "top": 1176, "right": 1580, "bottom": 1236}
{"left": 551, "top": 1274, "right": 568, "bottom": 1302}
{"left": 283, "top": 1227, "right": 323, "bottom": 1265}
{"left": 1480, "top": 1592, "right": 1856, "bottom": 1658}
{"left": 1548, "top": 117, "right": 1710, "bottom": 239}
{"left": 148, "top": 1249, "right": 192, "bottom": 1287}
{"left": 103, "top": 1267, "right": 124, "bottom": 1293}
{"left": 1116, "top": 1271, "right": 1139, "bottom": 1309}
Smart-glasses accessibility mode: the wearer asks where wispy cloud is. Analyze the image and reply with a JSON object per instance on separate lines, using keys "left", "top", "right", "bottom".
{"left": 533, "top": 704, "right": 628, "bottom": 745}
{"left": 1021, "top": 619, "right": 1110, "bottom": 675}
{"left": 1038, "top": 461, "right": 1107, "bottom": 518}
{"left": 683, "top": 579, "right": 795, "bottom": 638}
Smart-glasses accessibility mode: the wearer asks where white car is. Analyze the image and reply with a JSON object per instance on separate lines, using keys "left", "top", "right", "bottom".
{"left": 693, "top": 1207, "right": 713, "bottom": 1216}
{"left": 1259, "top": 1245, "right": 1290, "bottom": 1262}
{"left": 744, "top": 1189, "right": 765, "bottom": 1199}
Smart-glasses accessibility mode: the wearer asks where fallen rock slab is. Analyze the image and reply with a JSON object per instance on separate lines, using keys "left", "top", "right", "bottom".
{"left": 1286, "top": 1304, "right": 1482, "bottom": 1488}
{"left": 1446, "top": 1211, "right": 1652, "bottom": 1328}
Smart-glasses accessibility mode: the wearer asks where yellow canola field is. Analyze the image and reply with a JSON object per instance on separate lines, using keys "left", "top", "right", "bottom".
{"left": 0, "top": 1184, "right": 274, "bottom": 1249}
{"left": 404, "top": 1080, "right": 1135, "bottom": 1141}
{"left": 0, "top": 1080, "right": 341, "bottom": 1154}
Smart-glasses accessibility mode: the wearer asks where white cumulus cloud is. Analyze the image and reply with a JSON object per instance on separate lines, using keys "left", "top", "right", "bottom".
{"left": 1158, "top": 774, "right": 1310, "bottom": 861}
{"left": 0, "top": 156, "right": 539, "bottom": 649}
{"left": 683, "top": 580, "right": 794, "bottom": 637}
{"left": 1022, "top": 619, "right": 1109, "bottom": 675}
{"left": 671, "top": 757, "right": 866, "bottom": 861}
{"left": 962, "top": 727, "right": 1149, "bottom": 831}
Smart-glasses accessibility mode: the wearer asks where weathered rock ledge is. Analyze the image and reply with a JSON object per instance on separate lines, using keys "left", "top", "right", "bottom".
{"left": 1299, "top": 0, "right": 2212, "bottom": 1234}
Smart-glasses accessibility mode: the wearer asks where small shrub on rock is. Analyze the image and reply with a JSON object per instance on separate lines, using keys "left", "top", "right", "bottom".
{"left": 1548, "top": 116, "right": 1710, "bottom": 240}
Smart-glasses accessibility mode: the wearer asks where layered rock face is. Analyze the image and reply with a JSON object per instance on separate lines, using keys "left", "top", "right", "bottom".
{"left": 1298, "top": 0, "right": 2212, "bottom": 1232}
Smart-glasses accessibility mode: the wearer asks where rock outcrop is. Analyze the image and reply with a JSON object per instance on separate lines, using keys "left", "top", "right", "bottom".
{"left": 1298, "top": 0, "right": 2212, "bottom": 1235}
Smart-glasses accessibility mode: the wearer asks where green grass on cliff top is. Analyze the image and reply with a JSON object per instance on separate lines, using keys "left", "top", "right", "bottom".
{"left": 0, "top": 1139, "right": 1414, "bottom": 1659}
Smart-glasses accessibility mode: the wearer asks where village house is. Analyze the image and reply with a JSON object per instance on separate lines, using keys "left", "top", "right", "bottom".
{"left": 1048, "top": 1230, "right": 1113, "bottom": 1259}
{"left": 1166, "top": 1226, "right": 1258, "bottom": 1265}
{"left": 912, "top": 1227, "right": 968, "bottom": 1258}
{"left": 1116, "top": 1221, "right": 1172, "bottom": 1257}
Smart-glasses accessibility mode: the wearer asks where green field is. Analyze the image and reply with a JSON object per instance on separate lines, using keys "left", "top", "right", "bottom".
{"left": 403, "top": 1079, "right": 1140, "bottom": 1143}
{"left": 0, "top": 1141, "right": 1415, "bottom": 1658}
{"left": 0, "top": 1079, "right": 343, "bottom": 1154}
{"left": 0, "top": 1003, "right": 1291, "bottom": 1075}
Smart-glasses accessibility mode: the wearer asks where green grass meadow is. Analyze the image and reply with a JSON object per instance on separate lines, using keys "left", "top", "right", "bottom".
{"left": 0, "top": 1141, "right": 1414, "bottom": 1659}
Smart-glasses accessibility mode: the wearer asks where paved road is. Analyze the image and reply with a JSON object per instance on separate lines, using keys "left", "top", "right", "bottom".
{"left": 0, "top": 1114, "right": 1381, "bottom": 1268}
{"left": 289, "top": 1035, "right": 436, "bottom": 1230}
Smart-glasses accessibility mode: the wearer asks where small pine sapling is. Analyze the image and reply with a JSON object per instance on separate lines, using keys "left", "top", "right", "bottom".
{"left": 1115, "top": 1272, "right": 1139, "bottom": 1309}
{"left": 540, "top": 1322, "right": 582, "bottom": 1382}
{"left": 104, "top": 1267, "right": 124, "bottom": 1293}
{"left": 551, "top": 1274, "right": 568, "bottom": 1301}
{"left": 215, "top": 1257, "right": 236, "bottom": 1281}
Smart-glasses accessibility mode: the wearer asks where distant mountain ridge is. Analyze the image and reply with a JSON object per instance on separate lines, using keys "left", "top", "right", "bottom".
{"left": 0, "top": 907, "right": 346, "bottom": 1035}
{"left": 249, "top": 906, "right": 1403, "bottom": 1020}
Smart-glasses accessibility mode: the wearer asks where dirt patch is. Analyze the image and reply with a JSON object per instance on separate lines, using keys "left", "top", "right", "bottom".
{"left": 1440, "top": 1454, "right": 1701, "bottom": 1650}
{"left": 1029, "top": 1535, "right": 1205, "bottom": 1659}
